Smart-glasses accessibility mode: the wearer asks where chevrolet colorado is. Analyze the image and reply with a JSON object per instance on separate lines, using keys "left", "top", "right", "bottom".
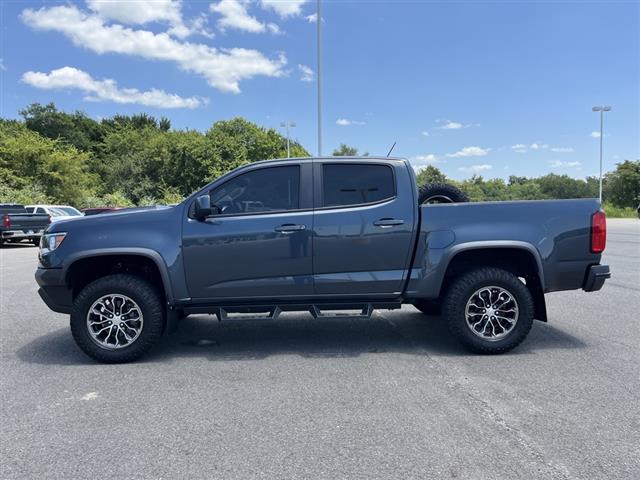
{"left": 35, "top": 157, "right": 610, "bottom": 362}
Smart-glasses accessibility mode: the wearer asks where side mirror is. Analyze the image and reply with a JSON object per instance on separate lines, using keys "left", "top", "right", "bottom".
{"left": 194, "top": 195, "right": 212, "bottom": 220}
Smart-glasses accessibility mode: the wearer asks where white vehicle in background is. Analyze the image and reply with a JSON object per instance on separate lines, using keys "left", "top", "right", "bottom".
{"left": 25, "top": 205, "right": 83, "bottom": 223}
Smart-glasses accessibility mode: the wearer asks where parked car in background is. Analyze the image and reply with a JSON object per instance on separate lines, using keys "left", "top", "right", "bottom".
{"left": 81, "top": 207, "right": 121, "bottom": 216}
{"left": 35, "top": 157, "right": 610, "bottom": 362}
{"left": 1, "top": 204, "right": 50, "bottom": 246}
{"left": 26, "top": 205, "right": 83, "bottom": 223}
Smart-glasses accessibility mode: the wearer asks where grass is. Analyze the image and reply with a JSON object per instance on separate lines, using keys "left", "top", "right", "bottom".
{"left": 602, "top": 202, "right": 638, "bottom": 218}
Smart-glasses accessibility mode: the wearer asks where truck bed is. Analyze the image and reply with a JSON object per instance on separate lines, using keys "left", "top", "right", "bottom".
{"left": 406, "top": 198, "right": 602, "bottom": 298}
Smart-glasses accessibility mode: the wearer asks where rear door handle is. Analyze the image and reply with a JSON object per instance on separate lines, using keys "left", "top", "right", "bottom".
{"left": 374, "top": 218, "right": 405, "bottom": 228}
{"left": 275, "top": 224, "right": 306, "bottom": 233}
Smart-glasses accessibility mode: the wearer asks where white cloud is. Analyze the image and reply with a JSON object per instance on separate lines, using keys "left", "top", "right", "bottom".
{"left": 21, "top": 5, "right": 286, "bottom": 93}
{"left": 590, "top": 131, "right": 610, "bottom": 138}
{"left": 412, "top": 154, "right": 440, "bottom": 165}
{"left": 86, "top": 0, "right": 205, "bottom": 38}
{"left": 550, "top": 147, "right": 574, "bottom": 153}
{"left": 261, "top": 0, "right": 307, "bottom": 17}
{"left": 511, "top": 142, "right": 550, "bottom": 153}
{"left": 210, "top": 0, "right": 281, "bottom": 34}
{"left": 297, "top": 64, "right": 313, "bottom": 82}
{"left": 22, "top": 66, "right": 207, "bottom": 109}
{"left": 458, "top": 164, "right": 492, "bottom": 174}
{"left": 0, "top": 58, "right": 5, "bottom": 71}
{"left": 440, "top": 120, "right": 462, "bottom": 130}
{"left": 447, "top": 146, "right": 490, "bottom": 158}
{"left": 336, "top": 118, "right": 366, "bottom": 126}
{"left": 550, "top": 160, "right": 581, "bottom": 168}
{"left": 305, "top": 13, "right": 318, "bottom": 23}
{"left": 436, "top": 119, "right": 479, "bottom": 130}
{"left": 421, "top": 131, "right": 430, "bottom": 137}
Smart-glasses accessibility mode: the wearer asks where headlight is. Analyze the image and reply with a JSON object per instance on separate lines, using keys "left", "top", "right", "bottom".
{"left": 40, "top": 232, "right": 67, "bottom": 253}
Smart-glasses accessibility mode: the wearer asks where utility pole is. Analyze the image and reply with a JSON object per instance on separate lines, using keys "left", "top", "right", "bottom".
{"left": 316, "top": 0, "right": 322, "bottom": 156}
{"left": 280, "top": 121, "right": 296, "bottom": 158}
{"left": 591, "top": 105, "right": 612, "bottom": 203}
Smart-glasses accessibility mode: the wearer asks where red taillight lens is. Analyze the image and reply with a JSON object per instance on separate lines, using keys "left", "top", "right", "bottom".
{"left": 2, "top": 214, "right": 10, "bottom": 229}
{"left": 591, "top": 210, "right": 606, "bottom": 253}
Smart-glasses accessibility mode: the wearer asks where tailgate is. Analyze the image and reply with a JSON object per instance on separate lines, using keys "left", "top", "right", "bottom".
{"left": 6, "top": 214, "right": 50, "bottom": 230}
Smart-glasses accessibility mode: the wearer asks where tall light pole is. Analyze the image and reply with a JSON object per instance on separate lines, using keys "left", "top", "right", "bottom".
{"left": 592, "top": 105, "right": 611, "bottom": 203}
{"left": 280, "top": 121, "right": 296, "bottom": 158}
{"left": 316, "top": 0, "right": 323, "bottom": 156}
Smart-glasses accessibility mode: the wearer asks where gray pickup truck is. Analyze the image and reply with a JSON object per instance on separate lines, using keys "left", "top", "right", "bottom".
{"left": 35, "top": 157, "right": 610, "bottom": 362}
{"left": 1, "top": 204, "right": 50, "bottom": 246}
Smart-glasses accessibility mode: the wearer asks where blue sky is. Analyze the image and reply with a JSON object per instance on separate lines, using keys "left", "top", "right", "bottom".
{"left": 1, "top": 0, "right": 638, "bottom": 180}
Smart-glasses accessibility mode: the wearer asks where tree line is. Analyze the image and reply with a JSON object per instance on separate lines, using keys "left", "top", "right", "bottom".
{"left": 1, "top": 103, "right": 638, "bottom": 215}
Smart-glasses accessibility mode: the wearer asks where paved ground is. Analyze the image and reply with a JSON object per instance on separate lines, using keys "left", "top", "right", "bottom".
{"left": 1, "top": 219, "right": 638, "bottom": 479}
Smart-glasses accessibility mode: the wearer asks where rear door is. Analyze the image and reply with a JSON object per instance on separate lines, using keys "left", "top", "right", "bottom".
{"left": 312, "top": 160, "right": 416, "bottom": 296}
{"left": 182, "top": 162, "right": 314, "bottom": 301}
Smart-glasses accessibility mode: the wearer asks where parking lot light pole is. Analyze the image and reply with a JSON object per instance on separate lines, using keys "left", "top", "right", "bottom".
{"left": 592, "top": 105, "right": 611, "bottom": 203}
{"left": 317, "top": 0, "right": 322, "bottom": 156}
{"left": 280, "top": 121, "right": 296, "bottom": 158}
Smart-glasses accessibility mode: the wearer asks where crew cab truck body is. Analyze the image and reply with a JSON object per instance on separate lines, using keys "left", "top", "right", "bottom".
{"left": 1, "top": 204, "right": 50, "bottom": 246}
{"left": 35, "top": 157, "right": 610, "bottom": 362}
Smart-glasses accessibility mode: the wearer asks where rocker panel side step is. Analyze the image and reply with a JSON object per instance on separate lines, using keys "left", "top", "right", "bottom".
{"left": 182, "top": 301, "right": 402, "bottom": 320}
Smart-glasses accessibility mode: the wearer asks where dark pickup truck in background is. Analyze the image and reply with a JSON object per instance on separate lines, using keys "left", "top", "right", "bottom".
{"left": 1, "top": 204, "right": 50, "bottom": 246}
{"left": 34, "top": 157, "right": 610, "bottom": 362}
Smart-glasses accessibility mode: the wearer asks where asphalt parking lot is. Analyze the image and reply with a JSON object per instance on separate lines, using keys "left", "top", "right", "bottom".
{"left": 1, "top": 219, "right": 638, "bottom": 479}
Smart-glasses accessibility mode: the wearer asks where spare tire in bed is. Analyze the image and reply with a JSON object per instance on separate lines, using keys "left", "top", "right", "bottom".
{"left": 418, "top": 183, "right": 469, "bottom": 205}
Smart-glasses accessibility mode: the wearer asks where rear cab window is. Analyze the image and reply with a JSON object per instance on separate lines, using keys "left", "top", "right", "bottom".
{"left": 322, "top": 163, "right": 395, "bottom": 208}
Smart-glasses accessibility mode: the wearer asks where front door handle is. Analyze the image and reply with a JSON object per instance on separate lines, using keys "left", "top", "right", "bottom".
{"left": 275, "top": 224, "right": 306, "bottom": 233}
{"left": 374, "top": 218, "right": 405, "bottom": 228}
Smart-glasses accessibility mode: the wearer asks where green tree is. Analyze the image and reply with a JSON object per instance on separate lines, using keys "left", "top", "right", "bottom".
{"left": 416, "top": 165, "right": 447, "bottom": 185}
{"left": 332, "top": 144, "right": 359, "bottom": 156}
{"left": 604, "top": 160, "right": 640, "bottom": 207}
{"left": 20, "top": 103, "right": 105, "bottom": 153}
{"left": 0, "top": 121, "right": 95, "bottom": 205}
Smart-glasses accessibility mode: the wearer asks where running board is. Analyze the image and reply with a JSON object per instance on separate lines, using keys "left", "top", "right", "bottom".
{"left": 183, "top": 302, "right": 401, "bottom": 321}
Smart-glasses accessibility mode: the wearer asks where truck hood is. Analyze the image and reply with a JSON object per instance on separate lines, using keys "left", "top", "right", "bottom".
{"left": 46, "top": 206, "right": 176, "bottom": 234}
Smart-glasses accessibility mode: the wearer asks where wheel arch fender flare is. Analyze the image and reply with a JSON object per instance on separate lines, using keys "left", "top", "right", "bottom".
{"left": 62, "top": 248, "right": 175, "bottom": 304}
{"left": 437, "top": 241, "right": 547, "bottom": 321}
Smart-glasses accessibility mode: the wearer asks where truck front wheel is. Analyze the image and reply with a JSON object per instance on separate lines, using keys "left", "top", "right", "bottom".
{"left": 442, "top": 267, "right": 534, "bottom": 354}
{"left": 70, "top": 274, "right": 164, "bottom": 363}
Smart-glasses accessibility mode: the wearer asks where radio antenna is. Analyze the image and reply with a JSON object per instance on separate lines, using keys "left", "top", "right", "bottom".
{"left": 386, "top": 141, "right": 397, "bottom": 157}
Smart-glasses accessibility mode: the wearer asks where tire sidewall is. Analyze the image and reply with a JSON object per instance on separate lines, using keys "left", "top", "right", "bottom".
{"left": 71, "top": 275, "right": 164, "bottom": 363}
{"left": 444, "top": 269, "right": 533, "bottom": 353}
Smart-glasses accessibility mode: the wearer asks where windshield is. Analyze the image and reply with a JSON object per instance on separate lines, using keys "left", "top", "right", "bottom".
{"left": 50, "top": 207, "right": 82, "bottom": 216}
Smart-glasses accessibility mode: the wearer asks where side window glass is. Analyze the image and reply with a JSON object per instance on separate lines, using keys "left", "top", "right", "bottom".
{"left": 35, "top": 207, "right": 45, "bottom": 214}
{"left": 322, "top": 164, "right": 395, "bottom": 207}
{"left": 209, "top": 165, "right": 300, "bottom": 215}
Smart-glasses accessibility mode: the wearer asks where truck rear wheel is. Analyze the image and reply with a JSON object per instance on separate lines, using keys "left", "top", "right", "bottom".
{"left": 70, "top": 274, "right": 164, "bottom": 363}
{"left": 442, "top": 267, "right": 534, "bottom": 354}
{"left": 418, "top": 183, "right": 468, "bottom": 204}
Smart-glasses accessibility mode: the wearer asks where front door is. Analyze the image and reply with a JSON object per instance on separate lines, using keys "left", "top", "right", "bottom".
{"left": 182, "top": 163, "right": 313, "bottom": 301}
{"left": 312, "top": 160, "right": 416, "bottom": 296}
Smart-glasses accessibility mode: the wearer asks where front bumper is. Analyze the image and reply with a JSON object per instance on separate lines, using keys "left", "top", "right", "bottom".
{"left": 35, "top": 268, "right": 72, "bottom": 314}
{"left": 583, "top": 264, "right": 611, "bottom": 292}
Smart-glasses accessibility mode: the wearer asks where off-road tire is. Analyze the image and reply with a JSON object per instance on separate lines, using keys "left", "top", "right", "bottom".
{"left": 70, "top": 274, "right": 164, "bottom": 363}
{"left": 418, "top": 183, "right": 469, "bottom": 204}
{"left": 442, "top": 267, "right": 534, "bottom": 354}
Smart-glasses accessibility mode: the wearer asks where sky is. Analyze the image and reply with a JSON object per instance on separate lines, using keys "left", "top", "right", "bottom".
{"left": 1, "top": 0, "right": 638, "bottom": 180}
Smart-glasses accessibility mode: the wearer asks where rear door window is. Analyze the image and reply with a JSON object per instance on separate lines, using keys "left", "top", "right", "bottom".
{"left": 322, "top": 164, "right": 395, "bottom": 207}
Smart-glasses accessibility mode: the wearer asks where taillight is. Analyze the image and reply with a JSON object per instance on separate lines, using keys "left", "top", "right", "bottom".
{"left": 2, "top": 214, "right": 10, "bottom": 229}
{"left": 591, "top": 210, "right": 606, "bottom": 253}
